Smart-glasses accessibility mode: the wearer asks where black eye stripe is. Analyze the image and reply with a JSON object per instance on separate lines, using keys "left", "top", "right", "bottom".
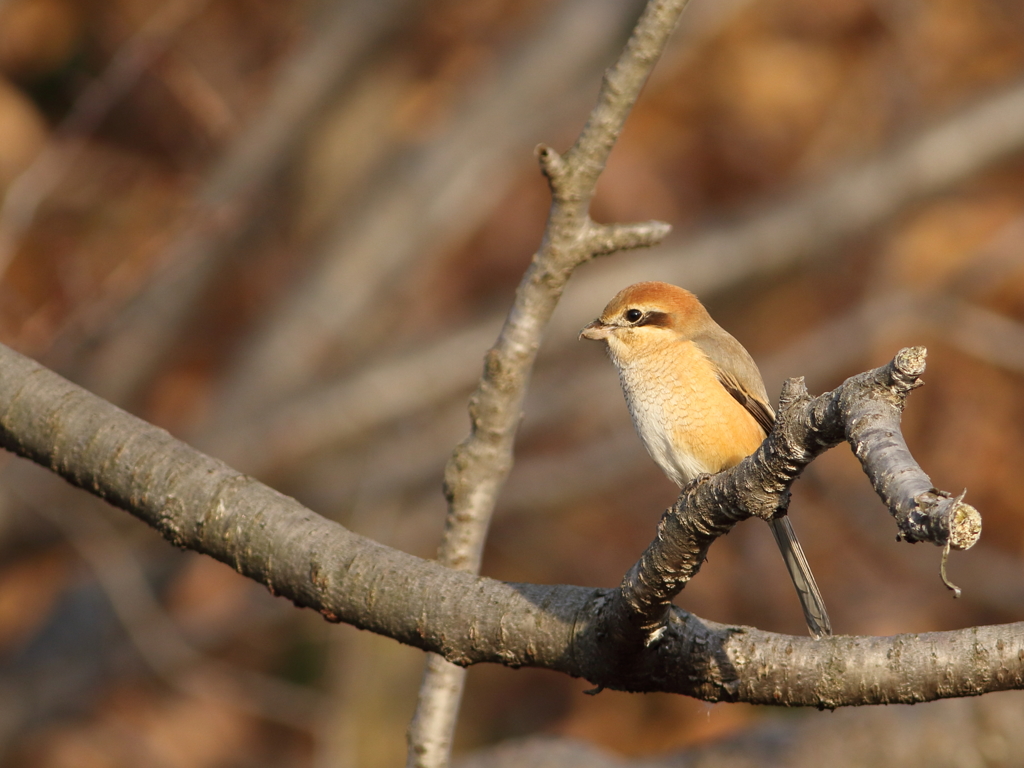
{"left": 636, "top": 311, "right": 670, "bottom": 328}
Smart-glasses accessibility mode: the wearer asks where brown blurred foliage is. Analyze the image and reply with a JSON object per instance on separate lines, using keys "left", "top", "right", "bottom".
{"left": 1, "top": 0, "right": 1024, "bottom": 766}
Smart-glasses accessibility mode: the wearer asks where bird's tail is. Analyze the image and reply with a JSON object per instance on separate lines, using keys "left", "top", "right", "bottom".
{"left": 768, "top": 516, "right": 832, "bottom": 639}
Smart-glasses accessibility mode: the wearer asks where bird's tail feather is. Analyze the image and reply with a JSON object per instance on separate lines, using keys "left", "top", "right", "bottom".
{"left": 768, "top": 516, "right": 832, "bottom": 639}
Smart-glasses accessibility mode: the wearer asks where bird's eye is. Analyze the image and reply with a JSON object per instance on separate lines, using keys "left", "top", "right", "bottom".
{"left": 624, "top": 308, "right": 643, "bottom": 323}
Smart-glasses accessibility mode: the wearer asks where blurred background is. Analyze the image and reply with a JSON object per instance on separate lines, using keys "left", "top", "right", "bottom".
{"left": 0, "top": 0, "right": 1023, "bottom": 765}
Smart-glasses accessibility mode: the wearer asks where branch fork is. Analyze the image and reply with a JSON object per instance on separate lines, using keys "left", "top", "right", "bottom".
{"left": 0, "top": 340, "right": 1019, "bottom": 708}
{"left": 610, "top": 347, "right": 982, "bottom": 641}
{"left": 536, "top": 143, "right": 672, "bottom": 260}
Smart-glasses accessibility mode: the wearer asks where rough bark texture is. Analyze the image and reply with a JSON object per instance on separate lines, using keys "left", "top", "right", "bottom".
{"left": 0, "top": 342, "right": 1014, "bottom": 709}
{"left": 615, "top": 347, "right": 980, "bottom": 635}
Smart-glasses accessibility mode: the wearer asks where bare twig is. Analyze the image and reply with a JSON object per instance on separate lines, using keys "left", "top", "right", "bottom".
{"left": 212, "top": 0, "right": 646, "bottom": 426}
{"left": 408, "top": 1, "right": 683, "bottom": 764}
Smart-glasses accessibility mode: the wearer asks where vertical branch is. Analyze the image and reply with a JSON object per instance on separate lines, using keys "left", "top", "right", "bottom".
{"left": 406, "top": 1, "right": 689, "bottom": 766}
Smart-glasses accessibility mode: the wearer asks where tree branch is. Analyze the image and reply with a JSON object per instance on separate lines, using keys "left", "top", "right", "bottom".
{"left": 411, "top": 1, "right": 682, "bottom": 763}
{"left": 614, "top": 347, "right": 981, "bottom": 636}
{"left": 209, "top": 0, "right": 644, "bottom": 429}
{"left": 0, "top": 342, "right": 1015, "bottom": 710}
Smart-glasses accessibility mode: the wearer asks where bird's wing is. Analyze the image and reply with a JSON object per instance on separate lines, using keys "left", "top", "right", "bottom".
{"left": 717, "top": 369, "right": 776, "bottom": 435}
{"left": 692, "top": 326, "right": 776, "bottom": 435}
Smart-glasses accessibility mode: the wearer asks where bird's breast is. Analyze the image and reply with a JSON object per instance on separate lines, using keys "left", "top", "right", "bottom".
{"left": 612, "top": 338, "right": 766, "bottom": 486}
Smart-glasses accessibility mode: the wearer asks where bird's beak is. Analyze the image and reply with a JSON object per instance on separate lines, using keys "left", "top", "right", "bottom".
{"left": 579, "top": 319, "right": 611, "bottom": 341}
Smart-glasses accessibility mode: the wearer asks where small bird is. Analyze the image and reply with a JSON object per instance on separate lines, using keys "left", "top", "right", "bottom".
{"left": 580, "top": 281, "right": 831, "bottom": 638}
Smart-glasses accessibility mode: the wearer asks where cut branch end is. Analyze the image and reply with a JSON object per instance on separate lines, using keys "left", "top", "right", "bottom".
{"left": 948, "top": 493, "right": 982, "bottom": 551}
{"left": 893, "top": 345, "right": 927, "bottom": 383}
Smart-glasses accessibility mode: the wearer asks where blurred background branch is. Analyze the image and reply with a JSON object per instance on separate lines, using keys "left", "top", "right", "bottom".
{"left": 1, "top": 0, "right": 1024, "bottom": 765}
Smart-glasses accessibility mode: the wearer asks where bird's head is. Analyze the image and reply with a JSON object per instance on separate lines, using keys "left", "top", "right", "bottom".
{"left": 579, "top": 281, "right": 709, "bottom": 361}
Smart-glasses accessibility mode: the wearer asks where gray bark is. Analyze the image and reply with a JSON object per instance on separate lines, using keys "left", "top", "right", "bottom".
{"left": 408, "top": 1, "right": 684, "bottom": 764}
{"left": 0, "top": 342, "right": 1014, "bottom": 710}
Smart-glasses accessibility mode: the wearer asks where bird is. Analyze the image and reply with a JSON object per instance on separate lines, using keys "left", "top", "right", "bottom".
{"left": 579, "top": 281, "right": 831, "bottom": 638}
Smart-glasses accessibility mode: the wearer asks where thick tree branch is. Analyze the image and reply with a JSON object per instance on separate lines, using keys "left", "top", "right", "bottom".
{"left": 0, "top": 343, "right": 1017, "bottom": 709}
